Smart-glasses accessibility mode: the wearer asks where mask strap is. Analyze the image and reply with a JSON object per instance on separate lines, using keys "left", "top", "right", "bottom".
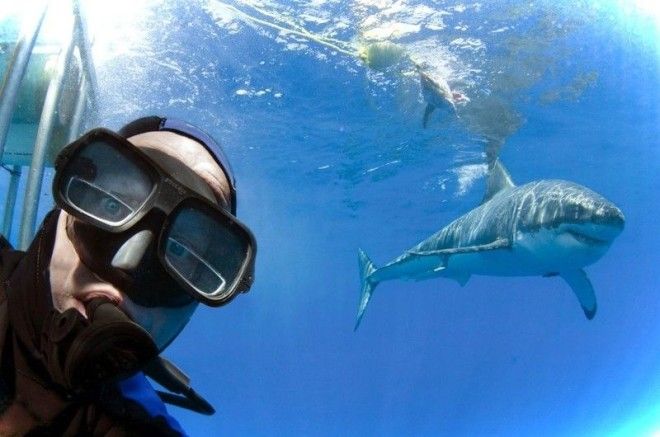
{"left": 143, "top": 356, "right": 215, "bottom": 415}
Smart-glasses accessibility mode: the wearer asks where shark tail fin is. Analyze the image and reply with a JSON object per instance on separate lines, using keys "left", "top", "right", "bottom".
{"left": 355, "top": 248, "right": 379, "bottom": 331}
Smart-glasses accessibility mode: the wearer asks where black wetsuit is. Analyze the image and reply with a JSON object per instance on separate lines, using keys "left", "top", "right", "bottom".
{"left": 0, "top": 218, "right": 185, "bottom": 436}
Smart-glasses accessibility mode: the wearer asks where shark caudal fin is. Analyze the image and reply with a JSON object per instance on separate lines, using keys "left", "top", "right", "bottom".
{"left": 355, "top": 249, "right": 379, "bottom": 331}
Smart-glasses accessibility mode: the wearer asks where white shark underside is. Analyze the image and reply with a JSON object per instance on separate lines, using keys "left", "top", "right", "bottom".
{"left": 355, "top": 161, "right": 624, "bottom": 329}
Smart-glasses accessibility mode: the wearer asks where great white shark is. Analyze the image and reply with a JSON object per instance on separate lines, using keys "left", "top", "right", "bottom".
{"left": 355, "top": 160, "right": 625, "bottom": 329}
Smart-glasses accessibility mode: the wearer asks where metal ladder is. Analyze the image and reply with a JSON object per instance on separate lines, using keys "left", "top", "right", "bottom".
{"left": 0, "top": 0, "right": 98, "bottom": 249}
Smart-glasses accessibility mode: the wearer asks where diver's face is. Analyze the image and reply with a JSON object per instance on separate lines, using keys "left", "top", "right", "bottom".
{"left": 48, "top": 131, "right": 231, "bottom": 349}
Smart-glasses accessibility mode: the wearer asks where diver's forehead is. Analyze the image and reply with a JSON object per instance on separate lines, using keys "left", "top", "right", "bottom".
{"left": 140, "top": 146, "right": 216, "bottom": 202}
{"left": 126, "top": 131, "right": 230, "bottom": 207}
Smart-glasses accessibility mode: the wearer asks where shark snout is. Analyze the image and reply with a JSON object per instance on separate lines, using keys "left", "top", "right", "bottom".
{"left": 596, "top": 203, "right": 625, "bottom": 232}
{"left": 609, "top": 206, "right": 625, "bottom": 230}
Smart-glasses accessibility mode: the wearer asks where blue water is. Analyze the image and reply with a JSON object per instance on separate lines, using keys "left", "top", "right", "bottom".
{"left": 3, "top": 0, "right": 660, "bottom": 435}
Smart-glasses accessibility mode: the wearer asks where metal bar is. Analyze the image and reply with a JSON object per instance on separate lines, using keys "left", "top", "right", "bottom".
{"left": 72, "top": 0, "right": 98, "bottom": 111}
{"left": 0, "top": 2, "right": 49, "bottom": 161}
{"left": 67, "top": 75, "right": 88, "bottom": 142}
{"left": 2, "top": 166, "right": 22, "bottom": 239}
{"left": 18, "top": 26, "right": 76, "bottom": 250}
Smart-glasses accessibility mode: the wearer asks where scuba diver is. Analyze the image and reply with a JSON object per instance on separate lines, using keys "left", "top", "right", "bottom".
{"left": 0, "top": 116, "right": 256, "bottom": 435}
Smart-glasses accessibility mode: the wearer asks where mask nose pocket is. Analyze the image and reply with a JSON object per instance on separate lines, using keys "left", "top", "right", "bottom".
{"left": 110, "top": 229, "right": 155, "bottom": 271}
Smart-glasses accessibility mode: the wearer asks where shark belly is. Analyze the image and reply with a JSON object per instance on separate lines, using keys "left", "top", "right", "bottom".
{"left": 445, "top": 249, "right": 536, "bottom": 277}
{"left": 375, "top": 225, "right": 614, "bottom": 283}
{"left": 447, "top": 228, "right": 610, "bottom": 277}
{"left": 372, "top": 255, "right": 440, "bottom": 282}
{"left": 444, "top": 227, "right": 612, "bottom": 278}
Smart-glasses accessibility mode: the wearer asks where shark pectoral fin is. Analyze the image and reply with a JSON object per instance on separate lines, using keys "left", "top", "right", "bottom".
{"left": 423, "top": 104, "right": 435, "bottom": 128}
{"left": 560, "top": 269, "right": 597, "bottom": 320}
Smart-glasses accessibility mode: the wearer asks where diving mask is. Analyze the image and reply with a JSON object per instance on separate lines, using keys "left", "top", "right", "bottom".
{"left": 53, "top": 128, "right": 256, "bottom": 307}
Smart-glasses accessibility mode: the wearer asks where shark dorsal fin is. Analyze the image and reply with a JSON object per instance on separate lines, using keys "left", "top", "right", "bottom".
{"left": 482, "top": 159, "right": 515, "bottom": 204}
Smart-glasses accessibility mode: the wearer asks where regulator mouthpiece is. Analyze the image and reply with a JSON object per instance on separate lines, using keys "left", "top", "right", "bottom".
{"left": 41, "top": 298, "right": 158, "bottom": 392}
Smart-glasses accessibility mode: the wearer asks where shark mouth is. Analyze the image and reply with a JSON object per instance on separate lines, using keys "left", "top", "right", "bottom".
{"left": 565, "top": 229, "right": 609, "bottom": 246}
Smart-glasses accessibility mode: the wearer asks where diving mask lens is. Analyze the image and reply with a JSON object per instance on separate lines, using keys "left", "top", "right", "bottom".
{"left": 58, "top": 139, "right": 156, "bottom": 226}
{"left": 163, "top": 203, "right": 253, "bottom": 304}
